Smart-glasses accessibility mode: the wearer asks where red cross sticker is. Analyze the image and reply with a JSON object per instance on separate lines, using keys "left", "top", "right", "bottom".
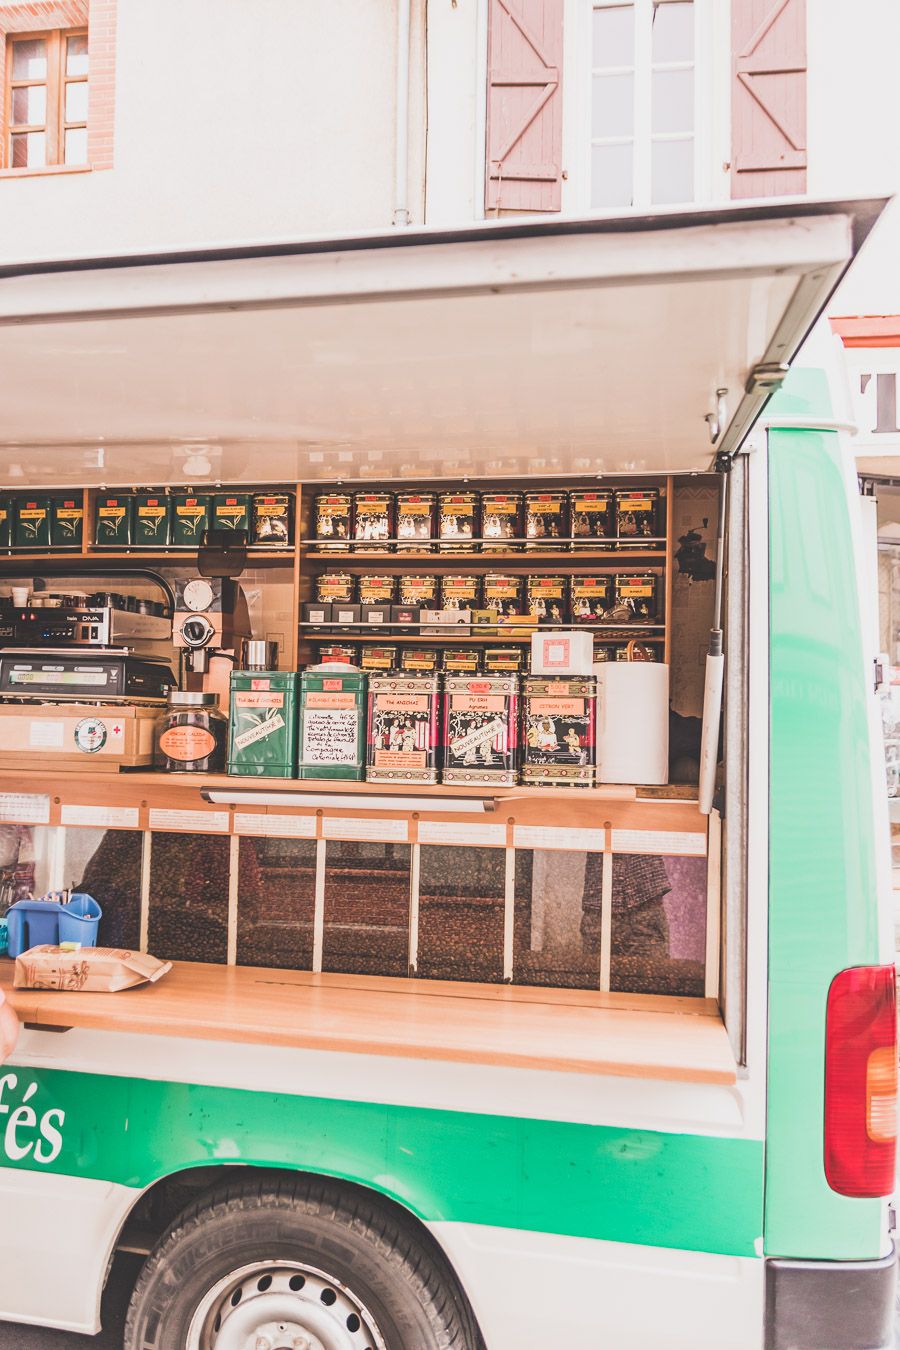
{"left": 112, "top": 724, "right": 122, "bottom": 735}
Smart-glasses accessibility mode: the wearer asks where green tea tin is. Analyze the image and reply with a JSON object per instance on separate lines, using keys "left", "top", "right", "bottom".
{"left": 213, "top": 492, "right": 252, "bottom": 535}
{"left": 50, "top": 495, "right": 84, "bottom": 549}
{"left": 227, "top": 670, "right": 299, "bottom": 778}
{"left": 171, "top": 493, "right": 211, "bottom": 547}
{"left": 94, "top": 494, "right": 132, "bottom": 546}
{"left": 0, "top": 498, "right": 12, "bottom": 550}
{"left": 14, "top": 497, "right": 51, "bottom": 549}
{"left": 298, "top": 667, "right": 367, "bottom": 781}
{"left": 133, "top": 493, "right": 172, "bottom": 547}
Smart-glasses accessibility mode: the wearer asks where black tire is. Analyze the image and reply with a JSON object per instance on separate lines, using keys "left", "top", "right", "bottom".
{"left": 124, "top": 1172, "right": 482, "bottom": 1350}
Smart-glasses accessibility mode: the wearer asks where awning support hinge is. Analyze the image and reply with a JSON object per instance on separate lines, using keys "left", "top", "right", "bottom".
{"left": 745, "top": 361, "right": 790, "bottom": 395}
{"left": 704, "top": 388, "right": 729, "bottom": 444}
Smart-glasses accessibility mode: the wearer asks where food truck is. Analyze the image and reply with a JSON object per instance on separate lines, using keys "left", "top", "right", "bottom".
{"left": 0, "top": 199, "right": 894, "bottom": 1350}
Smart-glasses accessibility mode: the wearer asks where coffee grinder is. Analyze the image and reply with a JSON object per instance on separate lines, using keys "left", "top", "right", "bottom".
{"left": 173, "top": 530, "right": 252, "bottom": 707}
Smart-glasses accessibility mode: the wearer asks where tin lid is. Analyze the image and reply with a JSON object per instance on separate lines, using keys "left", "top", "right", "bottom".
{"left": 168, "top": 690, "right": 218, "bottom": 707}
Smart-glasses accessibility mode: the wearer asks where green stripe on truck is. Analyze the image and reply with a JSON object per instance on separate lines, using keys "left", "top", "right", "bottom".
{"left": 0, "top": 1065, "right": 763, "bottom": 1258}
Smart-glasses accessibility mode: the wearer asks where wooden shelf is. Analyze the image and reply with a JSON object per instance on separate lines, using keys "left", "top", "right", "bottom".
{"left": 302, "top": 626, "right": 665, "bottom": 645}
{"left": 303, "top": 549, "right": 667, "bottom": 568}
{"left": 0, "top": 549, "right": 295, "bottom": 568}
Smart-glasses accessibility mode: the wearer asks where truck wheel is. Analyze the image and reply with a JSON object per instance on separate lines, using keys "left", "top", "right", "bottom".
{"left": 125, "top": 1173, "right": 481, "bottom": 1350}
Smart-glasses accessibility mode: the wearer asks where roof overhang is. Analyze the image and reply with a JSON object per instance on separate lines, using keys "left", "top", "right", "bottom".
{"left": 0, "top": 197, "right": 887, "bottom": 488}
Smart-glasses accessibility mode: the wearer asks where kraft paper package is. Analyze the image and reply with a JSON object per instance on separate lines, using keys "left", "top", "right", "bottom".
{"left": 14, "top": 946, "right": 172, "bottom": 992}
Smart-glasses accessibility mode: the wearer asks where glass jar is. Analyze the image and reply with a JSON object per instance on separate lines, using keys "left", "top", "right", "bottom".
{"left": 155, "top": 691, "right": 228, "bottom": 773}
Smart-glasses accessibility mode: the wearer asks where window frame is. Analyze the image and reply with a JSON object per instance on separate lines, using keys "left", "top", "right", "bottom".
{"left": 563, "top": 0, "right": 727, "bottom": 214}
{"left": 2, "top": 26, "right": 88, "bottom": 171}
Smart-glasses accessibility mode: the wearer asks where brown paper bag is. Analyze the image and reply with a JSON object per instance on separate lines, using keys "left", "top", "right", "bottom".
{"left": 14, "top": 946, "right": 172, "bottom": 992}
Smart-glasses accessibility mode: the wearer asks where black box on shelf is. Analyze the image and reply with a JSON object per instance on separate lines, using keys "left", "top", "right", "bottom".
{"left": 391, "top": 604, "right": 419, "bottom": 631}
{"left": 361, "top": 604, "right": 391, "bottom": 627}
{"left": 303, "top": 602, "right": 332, "bottom": 626}
{"left": 332, "top": 603, "right": 361, "bottom": 627}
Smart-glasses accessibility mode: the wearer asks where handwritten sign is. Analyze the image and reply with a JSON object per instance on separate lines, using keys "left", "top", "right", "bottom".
{"left": 302, "top": 709, "right": 359, "bottom": 767}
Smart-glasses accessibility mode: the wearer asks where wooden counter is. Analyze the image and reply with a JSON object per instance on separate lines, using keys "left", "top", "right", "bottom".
{"left": 0, "top": 959, "right": 735, "bottom": 1085}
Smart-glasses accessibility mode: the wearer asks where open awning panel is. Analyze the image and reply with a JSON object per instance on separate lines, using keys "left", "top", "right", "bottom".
{"left": 0, "top": 199, "right": 886, "bottom": 487}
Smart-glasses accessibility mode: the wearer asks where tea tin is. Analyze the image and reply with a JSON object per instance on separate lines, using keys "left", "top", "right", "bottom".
{"left": 524, "top": 491, "right": 568, "bottom": 549}
{"left": 315, "top": 573, "right": 356, "bottom": 604}
{"left": 298, "top": 666, "right": 367, "bottom": 781}
{"left": 570, "top": 490, "right": 614, "bottom": 550}
{"left": 400, "top": 647, "right": 439, "bottom": 673}
{"left": 483, "top": 573, "right": 524, "bottom": 617}
{"left": 615, "top": 489, "right": 659, "bottom": 547}
{"left": 252, "top": 492, "right": 293, "bottom": 546}
{"left": 93, "top": 494, "right": 132, "bottom": 547}
{"left": 395, "top": 491, "right": 436, "bottom": 552}
{"left": 353, "top": 492, "right": 393, "bottom": 550}
{"left": 212, "top": 492, "right": 252, "bottom": 535}
{"left": 483, "top": 646, "right": 526, "bottom": 673}
{"left": 526, "top": 575, "right": 568, "bottom": 625}
{"left": 440, "top": 575, "right": 481, "bottom": 610}
{"left": 315, "top": 493, "right": 352, "bottom": 551}
{"left": 399, "top": 574, "right": 439, "bottom": 607}
{"left": 171, "top": 493, "right": 211, "bottom": 547}
{"left": 228, "top": 670, "right": 298, "bottom": 778}
{"left": 314, "top": 643, "right": 359, "bottom": 666}
{"left": 569, "top": 575, "right": 612, "bottom": 624}
{"left": 0, "top": 498, "right": 12, "bottom": 550}
{"left": 522, "top": 676, "right": 597, "bottom": 787}
{"left": 133, "top": 493, "right": 172, "bottom": 547}
{"left": 613, "top": 572, "right": 658, "bottom": 622}
{"left": 358, "top": 575, "right": 397, "bottom": 604}
{"left": 366, "top": 673, "right": 441, "bottom": 784}
{"left": 481, "top": 492, "right": 524, "bottom": 551}
{"left": 442, "top": 674, "right": 519, "bottom": 786}
{"left": 50, "top": 494, "right": 84, "bottom": 549}
{"left": 359, "top": 644, "right": 398, "bottom": 672}
{"left": 443, "top": 647, "right": 481, "bottom": 675}
{"left": 438, "top": 492, "right": 479, "bottom": 552}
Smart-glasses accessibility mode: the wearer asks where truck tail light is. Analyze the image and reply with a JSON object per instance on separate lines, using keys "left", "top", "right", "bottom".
{"left": 824, "top": 965, "right": 897, "bottom": 1198}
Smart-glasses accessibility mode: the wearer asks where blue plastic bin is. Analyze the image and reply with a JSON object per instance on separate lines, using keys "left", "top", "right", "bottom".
{"left": 6, "top": 899, "right": 64, "bottom": 958}
{"left": 58, "top": 893, "right": 102, "bottom": 947}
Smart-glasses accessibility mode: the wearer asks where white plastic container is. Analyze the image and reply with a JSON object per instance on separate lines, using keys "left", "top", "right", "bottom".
{"left": 595, "top": 661, "right": 669, "bottom": 785}
{"left": 530, "top": 630, "right": 594, "bottom": 675}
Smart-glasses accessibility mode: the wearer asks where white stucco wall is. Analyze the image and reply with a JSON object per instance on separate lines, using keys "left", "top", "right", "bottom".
{"left": 0, "top": 0, "right": 427, "bottom": 263}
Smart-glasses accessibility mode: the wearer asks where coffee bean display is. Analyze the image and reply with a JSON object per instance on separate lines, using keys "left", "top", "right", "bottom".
{"left": 416, "top": 846, "right": 505, "bottom": 983}
{"left": 148, "top": 832, "right": 230, "bottom": 965}
{"left": 67, "top": 828, "right": 143, "bottom": 952}
{"left": 322, "top": 840, "right": 411, "bottom": 977}
{"left": 236, "top": 837, "right": 317, "bottom": 970}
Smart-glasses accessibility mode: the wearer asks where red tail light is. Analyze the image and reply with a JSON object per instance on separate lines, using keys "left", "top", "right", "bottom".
{"left": 824, "top": 964, "right": 897, "bottom": 1198}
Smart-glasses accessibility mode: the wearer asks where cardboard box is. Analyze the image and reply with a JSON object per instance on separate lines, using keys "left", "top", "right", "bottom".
{"left": 530, "top": 630, "right": 594, "bottom": 675}
{"left": 332, "top": 603, "right": 361, "bottom": 627}
{"left": 0, "top": 702, "right": 158, "bottom": 770}
{"left": 361, "top": 604, "right": 391, "bottom": 627}
{"left": 420, "top": 609, "right": 471, "bottom": 628}
{"left": 303, "top": 602, "right": 332, "bottom": 626}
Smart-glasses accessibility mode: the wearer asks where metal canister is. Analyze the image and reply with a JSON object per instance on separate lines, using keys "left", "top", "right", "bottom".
{"left": 524, "top": 491, "right": 568, "bottom": 550}
{"left": 93, "top": 494, "right": 132, "bottom": 548}
{"left": 570, "top": 489, "right": 614, "bottom": 550}
{"left": 442, "top": 674, "right": 519, "bottom": 786}
{"left": 359, "top": 644, "right": 398, "bottom": 672}
{"left": 353, "top": 492, "right": 393, "bottom": 551}
{"left": 314, "top": 643, "right": 359, "bottom": 666}
{"left": 569, "top": 575, "right": 612, "bottom": 624}
{"left": 400, "top": 647, "right": 439, "bottom": 673}
{"left": 227, "top": 670, "right": 298, "bottom": 778}
{"left": 483, "top": 573, "right": 524, "bottom": 617}
{"left": 526, "top": 575, "right": 568, "bottom": 625}
{"left": 50, "top": 494, "right": 85, "bottom": 549}
{"left": 399, "top": 574, "right": 439, "bottom": 607}
{"left": 358, "top": 575, "right": 397, "bottom": 604}
{"left": 481, "top": 492, "right": 524, "bottom": 551}
{"left": 315, "top": 573, "right": 356, "bottom": 604}
{"left": 613, "top": 572, "right": 658, "bottom": 622}
{"left": 614, "top": 488, "right": 660, "bottom": 547}
{"left": 366, "top": 672, "right": 441, "bottom": 784}
{"left": 483, "top": 646, "right": 526, "bottom": 674}
{"left": 170, "top": 493, "right": 210, "bottom": 547}
{"left": 443, "top": 647, "right": 481, "bottom": 675}
{"left": 395, "top": 491, "right": 436, "bottom": 552}
{"left": 252, "top": 492, "right": 293, "bottom": 546}
{"left": 212, "top": 492, "right": 252, "bottom": 535}
{"left": 440, "top": 575, "right": 481, "bottom": 610}
{"left": 298, "top": 666, "right": 367, "bottom": 781}
{"left": 521, "top": 676, "right": 597, "bottom": 787}
{"left": 438, "top": 491, "right": 479, "bottom": 552}
{"left": 314, "top": 493, "right": 352, "bottom": 552}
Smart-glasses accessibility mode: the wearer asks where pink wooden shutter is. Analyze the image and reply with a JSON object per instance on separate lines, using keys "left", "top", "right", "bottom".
{"left": 485, "top": 0, "right": 564, "bottom": 214}
{"left": 731, "top": 0, "right": 807, "bottom": 198}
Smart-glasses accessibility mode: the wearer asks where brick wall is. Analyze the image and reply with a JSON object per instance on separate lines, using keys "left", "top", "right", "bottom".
{"left": 0, "top": 0, "right": 116, "bottom": 171}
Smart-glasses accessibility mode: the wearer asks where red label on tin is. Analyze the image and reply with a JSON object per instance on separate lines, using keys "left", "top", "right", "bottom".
{"left": 323, "top": 679, "right": 343, "bottom": 690}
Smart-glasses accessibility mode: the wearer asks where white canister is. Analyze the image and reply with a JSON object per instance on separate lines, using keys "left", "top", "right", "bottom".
{"left": 595, "top": 661, "right": 669, "bottom": 785}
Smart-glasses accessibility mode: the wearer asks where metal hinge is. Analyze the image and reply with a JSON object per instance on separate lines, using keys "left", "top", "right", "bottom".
{"left": 745, "top": 361, "right": 790, "bottom": 395}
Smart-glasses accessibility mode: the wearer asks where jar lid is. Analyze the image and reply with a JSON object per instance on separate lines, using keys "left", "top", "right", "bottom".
{"left": 167, "top": 691, "right": 219, "bottom": 706}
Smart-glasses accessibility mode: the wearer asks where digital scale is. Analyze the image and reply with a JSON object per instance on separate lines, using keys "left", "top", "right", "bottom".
{"left": 0, "top": 650, "right": 175, "bottom": 702}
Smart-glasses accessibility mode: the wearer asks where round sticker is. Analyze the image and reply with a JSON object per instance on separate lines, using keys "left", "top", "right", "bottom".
{"left": 158, "top": 725, "right": 217, "bottom": 762}
{"left": 74, "top": 717, "right": 107, "bottom": 754}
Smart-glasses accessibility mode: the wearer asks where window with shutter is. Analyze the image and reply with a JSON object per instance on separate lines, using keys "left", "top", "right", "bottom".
{"left": 485, "top": 0, "right": 565, "bottom": 214}
{"left": 731, "top": 0, "right": 806, "bottom": 198}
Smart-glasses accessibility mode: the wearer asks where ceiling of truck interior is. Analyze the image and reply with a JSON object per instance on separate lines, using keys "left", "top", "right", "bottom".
{"left": 0, "top": 199, "right": 885, "bottom": 488}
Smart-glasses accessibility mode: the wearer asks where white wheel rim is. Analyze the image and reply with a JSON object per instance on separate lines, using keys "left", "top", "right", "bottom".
{"left": 185, "top": 1259, "right": 388, "bottom": 1350}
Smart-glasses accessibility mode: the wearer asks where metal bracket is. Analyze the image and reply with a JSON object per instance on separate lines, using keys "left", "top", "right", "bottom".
{"left": 714, "top": 450, "right": 734, "bottom": 474}
{"left": 704, "top": 387, "right": 729, "bottom": 444}
{"left": 745, "top": 361, "right": 789, "bottom": 395}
